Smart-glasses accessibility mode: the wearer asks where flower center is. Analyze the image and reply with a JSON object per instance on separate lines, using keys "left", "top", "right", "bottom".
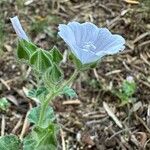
{"left": 82, "top": 41, "right": 96, "bottom": 52}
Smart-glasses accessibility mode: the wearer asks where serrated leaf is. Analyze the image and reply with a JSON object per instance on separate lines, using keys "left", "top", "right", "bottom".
{"left": 51, "top": 46, "right": 63, "bottom": 64}
{"left": 28, "top": 106, "right": 55, "bottom": 128}
{"left": 30, "top": 48, "right": 52, "bottom": 72}
{"left": 0, "top": 135, "right": 21, "bottom": 150}
{"left": 17, "top": 40, "right": 37, "bottom": 61}
{"left": 63, "top": 86, "right": 77, "bottom": 98}
{"left": 43, "top": 64, "right": 63, "bottom": 88}
{"left": 23, "top": 124, "right": 58, "bottom": 150}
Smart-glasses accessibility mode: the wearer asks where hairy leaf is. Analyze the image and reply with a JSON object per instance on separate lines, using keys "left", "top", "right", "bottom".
{"left": 23, "top": 124, "right": 58, "bottom": 150}
{"left": 43, "top": 64, "right": 63, "bottom": 88}
{"left": 30, "top": 48, "right": 52, "bottom": 72}
{"left": 63, "top": 86, "right": 77, "bottom": 98}
{"left": 28, "top": 106, "right": 55, "bottom": 128}
{"left": 51, "top": 46, "right": 63, "bottom": 64}
{"left": 0, "top": 135, "right": 21, "bottom": 150}
{"left": 28, "top": 87, "right": 48, "bottom": 102}
{"left": 17, "top": 40, "right": 37, "bottom": 61}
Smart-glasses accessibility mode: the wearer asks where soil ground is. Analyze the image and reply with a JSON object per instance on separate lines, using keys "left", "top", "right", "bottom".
{"left": 0, "top": 0, "right": 150, "bottom": 149}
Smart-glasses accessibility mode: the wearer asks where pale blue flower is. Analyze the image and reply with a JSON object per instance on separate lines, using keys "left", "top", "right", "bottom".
{"left": 10, "top": 16, "right": 29, "bottom": 41}
{"left": 58, "top": 22, "right": 125, "bottom": 64}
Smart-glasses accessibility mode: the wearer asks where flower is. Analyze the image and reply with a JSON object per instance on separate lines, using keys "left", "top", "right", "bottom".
{"left": 58, "top": 22, "right": 125, "bottom": 64}
{"left": 126, "top": 76, "right": 134, "bottom": 83}
{"left": 10, "top": 16, "right": 29, "bottom": 41}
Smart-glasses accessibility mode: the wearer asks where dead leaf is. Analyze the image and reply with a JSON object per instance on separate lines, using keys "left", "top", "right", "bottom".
{"left": 103, "top": 102, "right": 123, "bottom": 128}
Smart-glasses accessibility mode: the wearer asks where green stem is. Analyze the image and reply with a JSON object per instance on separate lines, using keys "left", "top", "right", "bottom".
{"left": 60, "top": 69, "right": 78, "bottom": 88}
{"left": 38, "top": 93, "right": 55, "bottom": 126}
{"left": 38, "top": 69, "right": 79, "bottom": 126}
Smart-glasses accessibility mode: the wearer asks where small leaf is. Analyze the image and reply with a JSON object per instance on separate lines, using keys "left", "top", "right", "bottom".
{"left": 0, "top": 135, "right": 21, "bottom": 150}
{"left": 115, "top": 91, "right": 128, "bottom": 102}
{"left": 28, "top": 106, "right": 55, "bottom": 128}
{"left": 30, "top": 48, "right": 52, "bottom": 72}
{"left": 63, "top": 86, "right": 77, "bottom": 98}
{"left": 122, "top": 80, "right": 136, "bottom": 97}
{"left": 0, "top": 97, "right": 10, "bottom": 111}
{"left": 113, "top": 79, "right": 136, "bottom": 105}
{"left": 28, "top": 87, "right": 48, "bottom": 102}
{"left": 23, "top": 134, "right": 35, "bottom": 150}
{"left": 17, "top": 40, "right": 37, "bottom": 61}
{"left": 23, "top": 124, "right": 59, "bottom": 150}
{"left": 51, "top": 46, "right": 63, "bottom": 64}
{"left": 43, "top": 64, "right": 63, "bottom": 88}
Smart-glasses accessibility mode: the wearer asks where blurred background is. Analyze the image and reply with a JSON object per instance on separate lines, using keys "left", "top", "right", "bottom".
{"left": 0, "top": 0, "right": 150, "bottom": 149}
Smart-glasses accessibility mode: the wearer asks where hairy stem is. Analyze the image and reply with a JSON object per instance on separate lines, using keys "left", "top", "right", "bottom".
{"left": 38, "top": 93, "right": 56, "bottom": 126}
{"left": 38, "top": 69, "right": 79, "bottom": 126}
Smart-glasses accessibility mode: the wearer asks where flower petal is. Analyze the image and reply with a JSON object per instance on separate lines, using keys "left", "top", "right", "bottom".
{"left": 96, "top": 34, "right": 125, "bottom": 56}
{"left": 94, "top": 28, "right": 113, "bottom": 51}
{"left": 81, "top": 22, "right": 99, "bottom": 42}
{"left": 68, "top": 22, "right": 99, "bottom": 44}
{"left": 67, "top": 22, "right": 100, "bottom": 59}
{"left": 10, "top": 16, "right": 29, "bottom": 41}
{"left": 80, "top": 50, "right": 99, "bottom": 64}
{"left": 58, "top": 24, "right": 79, "bottom": 57}
{"left": 58, "top": 21, "right": 125, "bottom": 64}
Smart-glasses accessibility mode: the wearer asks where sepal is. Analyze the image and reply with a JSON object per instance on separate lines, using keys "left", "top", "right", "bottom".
{"left": 17, "top": 39, "right": 37, "bottom": 61}
{"left": 43, "top": 64, "right": 63, "bottom": 89}
{"left": 50, "top": 46, "right": 63, "bottom": 64}
{"left": 69, "top": 53, "right": 97, "bottom": 70}
{"left": 30, "top": 48, "right": 52, "bottom": 72}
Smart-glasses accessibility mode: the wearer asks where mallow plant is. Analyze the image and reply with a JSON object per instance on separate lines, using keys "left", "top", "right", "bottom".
{"left": 113, "top": 76, "right": 136, "bottom": 106}
{"left": 0, "top": 16, "right": 125, "bottom": 150}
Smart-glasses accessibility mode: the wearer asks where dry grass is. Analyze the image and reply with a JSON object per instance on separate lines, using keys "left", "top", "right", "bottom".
{"left": 0, "top": 0, "right": 150, "bottom": 149}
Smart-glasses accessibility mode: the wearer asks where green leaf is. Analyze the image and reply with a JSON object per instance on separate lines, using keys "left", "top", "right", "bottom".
{"left": 43, "top": 64, "right": 63, "bottom": 88}
{"left": 17, "top": 40, "right": 37, "bottom": 61}
{"left": 0, "top": 135, "right": 21, "bottom": 150}
{"left": 23, "top": 134, "right": 35, "bottom": 150}
{"left": 63, "top": 86, "right": 77, "bottom": 98}
{"left": 0, "top": 97, "right": 10, "bottom": 111}
{"left": 23, "top": 124, "right": 59, "bottom": 150}
{"left": 28, "top": 87, "right": 48, "bottom": 102}
{"left": 30, "top": 48, "right": 52, "bottom": 72}
{"left": 122, "top": 81, "right": 136, "bottom": 97}
{"left": 113, "top": 79, "right": 136, "bottom": 105}
{"left": 115, "top": 91, "right": 128, "bottom": 102}
{"left": 28, "top": 106, "right": 55, "bottom": 128}
{"left": 50, "top": 46, "right": 63, "bottom": 64}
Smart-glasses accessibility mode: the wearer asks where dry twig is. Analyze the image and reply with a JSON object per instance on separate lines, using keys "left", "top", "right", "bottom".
{"left": 103, "top": 102, "right": 123, "bottom": 128}
{"left": 1, "top": 115, "right": 5, "bottom": 136}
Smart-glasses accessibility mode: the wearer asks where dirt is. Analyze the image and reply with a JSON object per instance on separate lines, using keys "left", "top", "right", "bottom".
{"left": 0, "top": 0, "right": 150, "bottom": 149}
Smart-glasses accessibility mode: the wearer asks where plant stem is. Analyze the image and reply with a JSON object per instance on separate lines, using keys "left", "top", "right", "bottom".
{"left": 38, "top": 69, "right": 79, "bottom": 126}
{"left": 60, "top": 69, "right": 79, "bottom": 88}
{"left": 38, "top": 93, "right": 55, "bottom": 126}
